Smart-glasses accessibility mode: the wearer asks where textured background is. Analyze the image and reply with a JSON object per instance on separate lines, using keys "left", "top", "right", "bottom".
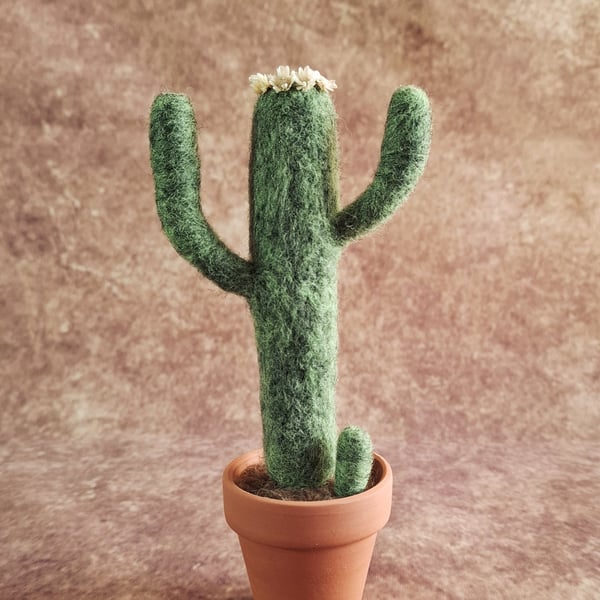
{"left": 1, "top": 1, "right": 599, "bottom": 598}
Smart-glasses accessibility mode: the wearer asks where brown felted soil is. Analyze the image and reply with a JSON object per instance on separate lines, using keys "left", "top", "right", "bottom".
{"left": 236, "top": 459, "right": 381, "bottom": 501}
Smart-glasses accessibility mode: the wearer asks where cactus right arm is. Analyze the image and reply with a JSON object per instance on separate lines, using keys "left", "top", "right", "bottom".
{"left": 149, "top": 93, "right": 253, "bottom": 298}
{"left": 331, "top": 86, "right": 431, "bottom": 245}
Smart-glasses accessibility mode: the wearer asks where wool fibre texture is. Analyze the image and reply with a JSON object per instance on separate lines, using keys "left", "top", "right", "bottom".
{"left": 248, "top": 89, "right": 341, "bottom": 488}
{"left": 334, "top": 426, "right": 374, "bottom": 497}
{"left": 149, "top": 93, "right": 253, "bottom": 297}
{"left": 332, "top": 86, "right": 431, "bottom": 244}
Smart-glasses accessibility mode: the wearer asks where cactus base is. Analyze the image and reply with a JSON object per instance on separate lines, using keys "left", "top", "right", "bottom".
{"left": 235, "top": 457, "right": 380, "bottom": 501}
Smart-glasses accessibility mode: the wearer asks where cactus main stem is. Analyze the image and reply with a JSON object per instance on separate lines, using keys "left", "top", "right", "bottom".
{"left": 249, "top": 89, "right": 340, "bottom": 488}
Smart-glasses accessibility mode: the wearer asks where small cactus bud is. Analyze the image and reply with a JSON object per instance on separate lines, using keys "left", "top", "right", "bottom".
{"left": 334, "top": 426, "right": 373, "bottom": 497}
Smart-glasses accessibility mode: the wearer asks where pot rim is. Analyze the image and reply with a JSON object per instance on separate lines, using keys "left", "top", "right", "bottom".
{"left": 223, "top": 448, "right": 391, "bottom": 507}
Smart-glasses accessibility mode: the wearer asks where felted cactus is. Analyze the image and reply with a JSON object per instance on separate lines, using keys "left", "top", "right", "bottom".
{"left": 149, "top": 66, "right": 431, "bottom": 496}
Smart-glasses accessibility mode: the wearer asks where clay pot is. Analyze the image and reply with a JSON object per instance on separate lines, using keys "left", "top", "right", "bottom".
{"left": 222, "top": 448, "right": 393, "bottom": 600}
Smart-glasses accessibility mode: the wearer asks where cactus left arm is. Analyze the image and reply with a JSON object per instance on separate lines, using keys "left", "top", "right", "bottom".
{"left": 150, "top": 93, "right": 253, "bottom": 298}
{"left": 331, "top": 86, "right": 432, "bottom": 245}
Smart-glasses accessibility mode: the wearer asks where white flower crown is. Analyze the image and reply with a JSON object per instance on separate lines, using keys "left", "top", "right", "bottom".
{"left": 249, "top": 65, "right": 337, "bottom": 95}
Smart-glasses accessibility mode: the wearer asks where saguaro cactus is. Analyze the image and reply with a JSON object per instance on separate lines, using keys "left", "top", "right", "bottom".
{"left": 149, "top": 66, "right": 431, "bottom": 496}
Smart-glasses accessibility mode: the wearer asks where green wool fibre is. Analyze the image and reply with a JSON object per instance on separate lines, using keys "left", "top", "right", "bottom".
{"left": 335, "top": 426, "right": 374, "bottom": 498}
{"left": 149, "top": 76, "right": 431, "bottom": 497}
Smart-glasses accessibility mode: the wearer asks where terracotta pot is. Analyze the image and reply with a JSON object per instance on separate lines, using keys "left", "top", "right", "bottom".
{"left": 222, "top": 448, "right": 393, "bottom": 600}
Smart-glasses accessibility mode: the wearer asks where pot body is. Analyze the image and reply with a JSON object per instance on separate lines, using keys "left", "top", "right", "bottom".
{"left": 222, "top": 449, "right": 393, "bottom": 600}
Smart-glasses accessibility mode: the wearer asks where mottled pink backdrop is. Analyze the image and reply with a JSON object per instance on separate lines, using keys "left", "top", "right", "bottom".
{"left": 1, "top": 1, "right": 598, "bottom": 598}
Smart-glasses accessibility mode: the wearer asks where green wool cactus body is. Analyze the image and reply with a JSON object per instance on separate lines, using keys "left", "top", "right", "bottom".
{"left": 149, "top": 72, "right": 431, "bottom": 496}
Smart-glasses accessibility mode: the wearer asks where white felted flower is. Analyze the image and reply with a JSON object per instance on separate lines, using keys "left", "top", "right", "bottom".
{"left": 249, "top": 73, "right": 272, "bottom": 95}
{"left": 295, "top": 65, "right": 318, "bottom": 91}
{"left": 248, "top": 65, "right": 337, "bottom": 95}
{"left": 272, "top": 65, "right": 298, "bottom": 92}
{"left": 315, "top": 73, "right": 337, "bottom": 93}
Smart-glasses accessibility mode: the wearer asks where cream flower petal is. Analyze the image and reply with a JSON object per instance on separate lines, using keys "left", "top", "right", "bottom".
{"left": 272, "top": 65, "right": 298, "bottom": 92}
{"left": 315, "top": 74, "right": 337, "bottom": 92}
{"left": 249, "top": 73, "right": 271, "bottom": 95}
{"left": 275, "top": 65, "right": 291, "bottom": 78}
{"left": 295, "top": 65, "right": 318, "bottom": 91}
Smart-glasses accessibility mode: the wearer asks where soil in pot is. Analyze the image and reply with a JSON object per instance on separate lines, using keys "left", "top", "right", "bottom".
{"left": 236, "top": 460, "right": 381, "bottom": 500}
